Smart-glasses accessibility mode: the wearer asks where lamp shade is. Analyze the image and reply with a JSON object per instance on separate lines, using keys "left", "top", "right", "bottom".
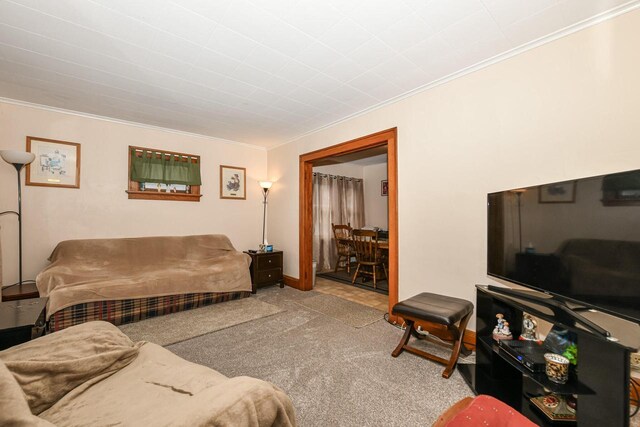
{"left": 259, "top": 181, "right": 273, "bottom": 189}
{"left": 0, "top": 150, "right": 35, "bottom": 165}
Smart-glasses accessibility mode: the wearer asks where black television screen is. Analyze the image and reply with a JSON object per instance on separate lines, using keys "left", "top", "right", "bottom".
{"left": 487, "top": 169, "right": 640, "bottom": 323}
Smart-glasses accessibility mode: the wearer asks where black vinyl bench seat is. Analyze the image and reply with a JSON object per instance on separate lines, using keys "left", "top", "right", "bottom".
{"left": 391, "top": 292, "right": 474, "bottom": 378}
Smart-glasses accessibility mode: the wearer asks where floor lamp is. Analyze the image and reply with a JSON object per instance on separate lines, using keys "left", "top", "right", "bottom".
{"left": 1, "top": 150, "right": 36, "bottom": 287}
{"left": 259, "top": 181, "right": 273, "bottom": 251}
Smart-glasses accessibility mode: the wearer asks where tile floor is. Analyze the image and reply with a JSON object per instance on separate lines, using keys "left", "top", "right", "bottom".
{"left": 313, "top": 276, "right": 388, "bottom": 312}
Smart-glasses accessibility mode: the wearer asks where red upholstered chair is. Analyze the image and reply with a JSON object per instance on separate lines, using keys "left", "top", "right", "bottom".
{"left": 433, "top": 395, "right": 537, "bottom": 427}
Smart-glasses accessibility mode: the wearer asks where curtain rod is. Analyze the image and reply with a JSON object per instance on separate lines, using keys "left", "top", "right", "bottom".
{"left": 134, "top": 148, "right": 198, "bottom": 160}
{"left": 312, "top": 172, "right": 362, "bottom": 181}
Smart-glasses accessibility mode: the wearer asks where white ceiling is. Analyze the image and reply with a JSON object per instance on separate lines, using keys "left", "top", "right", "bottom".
{"left": 0, "top": 0, "right": 638, "bottom": 148}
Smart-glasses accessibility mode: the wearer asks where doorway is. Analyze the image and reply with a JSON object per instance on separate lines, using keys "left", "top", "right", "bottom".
{"left": 298, "top": 128, "right": 398, "bottom": 315}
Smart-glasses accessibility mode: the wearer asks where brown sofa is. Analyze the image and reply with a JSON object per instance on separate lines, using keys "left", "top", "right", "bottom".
{"left": 37, "top": 234, "right": 253, "bottom": 331}
{"left": 0, "top": 321, "right": 296, "bottom": 427}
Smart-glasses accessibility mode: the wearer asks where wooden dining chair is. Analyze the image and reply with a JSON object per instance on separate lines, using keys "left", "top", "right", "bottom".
{"left": 351, "top": 229, "right": 387, "bottom": 289}
{"left": 332, "top": 223, "right": 355, "bottom": 273}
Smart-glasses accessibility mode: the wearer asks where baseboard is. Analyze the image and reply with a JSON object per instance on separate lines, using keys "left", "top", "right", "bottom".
{"left": 283, "top": 275, "right": 301, "bottom": 289}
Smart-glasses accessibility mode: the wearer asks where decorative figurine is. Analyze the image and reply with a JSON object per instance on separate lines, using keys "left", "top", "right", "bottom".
{"left": 492, "top": 313, "right": 513, "bottom": 341}
{"left": 519, "top": 313, "right": 538, "bottom": 341}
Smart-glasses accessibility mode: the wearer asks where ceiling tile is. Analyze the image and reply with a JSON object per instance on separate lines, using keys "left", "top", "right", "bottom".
{"left": 350, "top": 0, "right": 415, "bottom": 33}
{"left": 483, "top": 0, "right": 558, "bottom": 28}
{"left": 408, "top": 0, "right": 485, "bottom": 33}
{"left": 171, "top": 0, "right": 233, "bottom": 21}
{"left": 204, "top": 25, "right": 259, "bottom": 62}
{"left": 152, "top": 1, "right": 218, "bottom": 46}
{"left": 401, "top": 34, "right": 458, "bottom": 71}
{"left": 294, "top": 41, "right": 341, "bottom": 70}
{"left": 348, "top": 71, "right": 404, "bottom": 101}
{"left": 317, "top": 17, "right": 373, "bottom": 56}
{"left": 277, "top": 0, "right": 342, "bottom": 38}
{"left": 325, "top": 84, "right": 378, "bottom": 109}
{"left": 439, "top": 9, "right": 505, "bottom": 49}
{"left": 376, "top": 13, "right": 437, "bottom": 52}
{"left": 348, "top": 38, "right": 396, "bottom": 70}
{"left": 320, "top": 56, "right": 367, "bottom": 83}
{"left": 502, "top": 3, "right": 568, "bottom": 46}
{"left": 303, "top": 73, "right": 343, "bottom": 94}
{"left": 277, "top": 60, "right": 317, "bottom": 84}
{"left": 243, "top": 45, "right": 290, "bottom": 75}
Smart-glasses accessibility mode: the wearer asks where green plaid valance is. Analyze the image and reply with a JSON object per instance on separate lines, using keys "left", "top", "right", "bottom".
{"left": 130, "top": 149, "right": 202, "bottom": 185}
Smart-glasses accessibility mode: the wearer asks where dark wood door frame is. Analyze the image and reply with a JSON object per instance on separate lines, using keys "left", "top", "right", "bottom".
{"left": 297, "top": 128, "right": 398, "bottom": 315}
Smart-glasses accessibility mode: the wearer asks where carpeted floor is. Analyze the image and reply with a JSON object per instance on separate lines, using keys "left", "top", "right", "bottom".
{"left": 166, "top": 286, "right": 473, "bottom": 426}
{"left": 119, "top": 296, "right": 282, "bottom": 346}
{"left": 294, "top": 293, "right": 384, "bottom": 328}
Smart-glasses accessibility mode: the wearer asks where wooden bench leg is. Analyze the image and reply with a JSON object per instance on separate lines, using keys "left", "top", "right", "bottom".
{"left": 391, "top": 320, "right": 414, "bottom": 357}
{"left": 390, "top": 313, "right": 473, "bottom": 379}
{"left": 441, "top": 311, "right": 472, "bottom": 379}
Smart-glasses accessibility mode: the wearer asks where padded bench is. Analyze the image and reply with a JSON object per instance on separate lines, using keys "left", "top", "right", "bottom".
{"left": 391, "top": 292, "right": 474, "bottom": 378}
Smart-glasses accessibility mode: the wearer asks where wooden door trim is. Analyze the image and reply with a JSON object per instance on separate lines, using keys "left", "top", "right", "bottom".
{"left": 298, "top": 128, "right": 398, "bottom": 315}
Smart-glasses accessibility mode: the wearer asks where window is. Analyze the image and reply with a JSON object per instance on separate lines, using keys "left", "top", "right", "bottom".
{"left": 126, "top": 145, "right": 202, "bottom": 201}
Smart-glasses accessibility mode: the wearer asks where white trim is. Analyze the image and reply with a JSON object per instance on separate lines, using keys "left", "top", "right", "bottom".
{"left": 269, "top": 1, "right": 640, "bottom": 150}
{"left": 0, "top": 97, "right": 266, "bottom": 151}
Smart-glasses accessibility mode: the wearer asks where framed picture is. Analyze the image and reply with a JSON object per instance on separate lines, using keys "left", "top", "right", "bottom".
{"left": 539, "top": 181, "right": 576, "bottom": 203}
{"left": 381, "top": 180, "right": 388, "bottom": 196}
{"left": 220, "top": 165, "right": 246, "bottom": 199}
{"left": 26, "top": 136, "right": 81, "bottom": 188}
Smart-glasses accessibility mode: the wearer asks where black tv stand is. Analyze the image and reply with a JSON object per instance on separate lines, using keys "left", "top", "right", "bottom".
{"left": 459, "top": 285, "right": 639, "bottom": 427}
{"left": 486, "top": 285, "right": 611, "bottom": 338}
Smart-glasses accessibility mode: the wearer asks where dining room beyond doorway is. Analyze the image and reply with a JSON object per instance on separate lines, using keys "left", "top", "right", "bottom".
{"left": 312, "top": 146, "right": 390, "bottom": 303}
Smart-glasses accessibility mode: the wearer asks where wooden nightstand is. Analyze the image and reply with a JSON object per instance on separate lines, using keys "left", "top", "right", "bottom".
{"left": 244, "top": 250, "right": 284, "bottom": 294}
{"left": 0, "top": 298, "right": 47, "bottom": 350}
{"left": 2, "top": 282, "right": 40, "bottom": 301}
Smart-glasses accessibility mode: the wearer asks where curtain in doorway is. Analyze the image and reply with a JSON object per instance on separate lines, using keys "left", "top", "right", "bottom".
{"left": 313, "top": 173, "right": 365, "bottom": 272}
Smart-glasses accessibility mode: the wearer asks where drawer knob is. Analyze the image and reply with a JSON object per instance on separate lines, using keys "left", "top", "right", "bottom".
{"left": 268, "top": 259, "right": 272, "bottom": 263}
{"left": 268, "top": 274, "right": 272, "bottom": 278}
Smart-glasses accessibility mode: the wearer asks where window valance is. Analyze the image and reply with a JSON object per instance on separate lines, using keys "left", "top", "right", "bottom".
{"left": 130, "top": 148, "right": 201, "bottom": 185}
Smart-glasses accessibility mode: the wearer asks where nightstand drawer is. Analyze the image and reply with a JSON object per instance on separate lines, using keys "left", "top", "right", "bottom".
{"left": 255, "top": 268, "right": 282, "bottom": 284}
{"left": 257, "top": 253, "right": 282, "bottom": 270}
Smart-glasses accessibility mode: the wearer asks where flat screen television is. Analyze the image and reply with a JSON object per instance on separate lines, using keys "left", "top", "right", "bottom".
{"left": 487, "top": 169, "right": 640, "bottom": 323}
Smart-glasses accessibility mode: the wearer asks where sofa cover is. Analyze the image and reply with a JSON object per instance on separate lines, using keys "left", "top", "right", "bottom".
{"left": 0, "top": 321, "right": 296, "bottom": 427}
{"left": 37, "top": 234, "right": 253, "bottom": 319}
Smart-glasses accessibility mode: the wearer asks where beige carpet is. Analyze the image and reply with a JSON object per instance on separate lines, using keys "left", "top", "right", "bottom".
{"left": 295, "top": 293, "right": 383, "bottom": 328}
{"left": 119, "top": 296, "right": 283, "bottom": 346}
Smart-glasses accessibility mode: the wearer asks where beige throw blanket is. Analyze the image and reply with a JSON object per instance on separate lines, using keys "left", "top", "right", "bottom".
{"left": 1, "top": 321, "right": 296, "bottom": 426}
{"left": 37, "top": 235, "right": 253, "bottom": 318}
{"left": 0, "top": 321, "right": 140, "bottom": 415}
{"left": 41, "top": 341, "right": 296, "bottom": 427}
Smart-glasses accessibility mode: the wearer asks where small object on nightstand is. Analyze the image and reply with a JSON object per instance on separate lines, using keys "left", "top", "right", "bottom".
{"left": 492, "top": 313, "right": 513, "bottom": 341}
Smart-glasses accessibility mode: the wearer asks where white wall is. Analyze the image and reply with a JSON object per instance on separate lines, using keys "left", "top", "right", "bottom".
{"left": 266, "top": 10, "right": 640, "bottom": 329}
{"left": 363, "top": 161, "right": 388, "bottom": 229}
{"left": 0, "top": 102, "right": 267, "bottom": 286}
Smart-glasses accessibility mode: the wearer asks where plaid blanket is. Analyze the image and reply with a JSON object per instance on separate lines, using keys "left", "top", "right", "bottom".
{"left": 48, "top": 291, "right": 251, "bottom": 332}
